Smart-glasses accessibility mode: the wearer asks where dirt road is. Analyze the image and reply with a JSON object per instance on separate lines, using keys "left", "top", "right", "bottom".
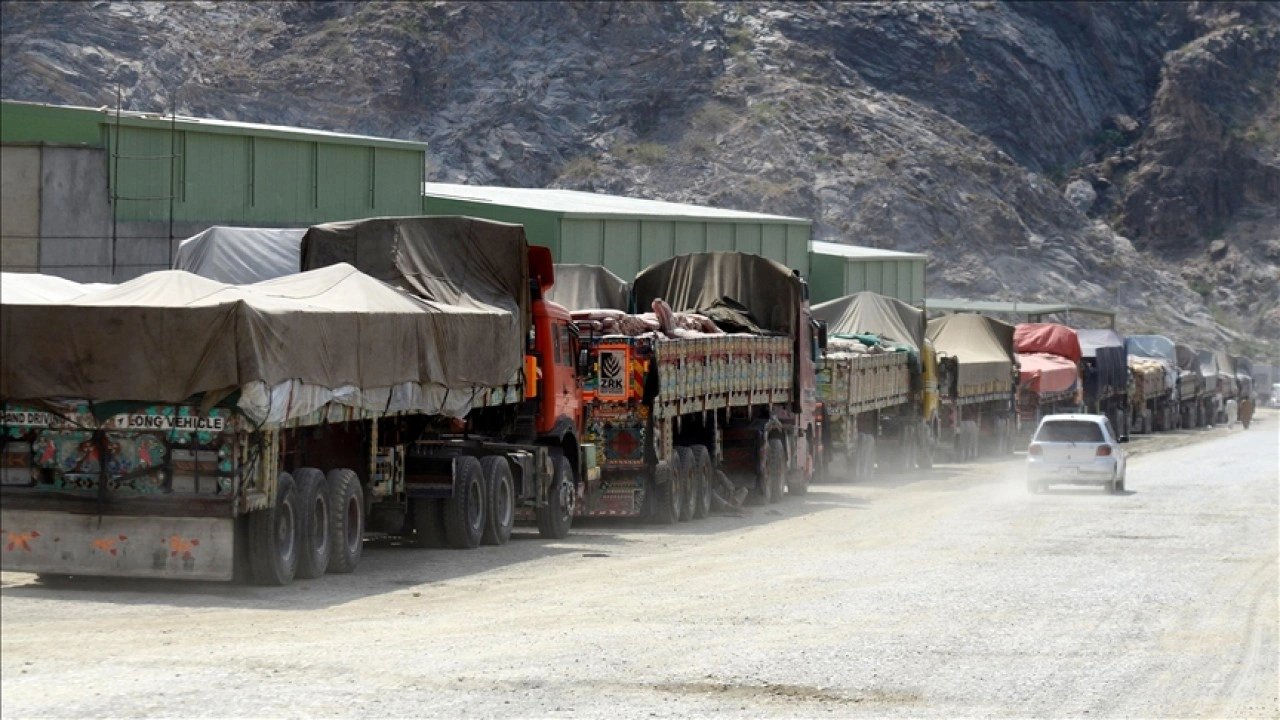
{"left": 2, "top": 413, "right": 1276, "bottom": 718}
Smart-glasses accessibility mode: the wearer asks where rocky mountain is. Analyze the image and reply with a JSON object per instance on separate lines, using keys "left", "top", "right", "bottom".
{"left": 2, "top": 0, "right": 1277, "bottom": 354}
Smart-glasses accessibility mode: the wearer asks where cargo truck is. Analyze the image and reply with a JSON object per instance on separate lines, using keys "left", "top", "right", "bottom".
{"left": 1076, "top": 329, "right": 1130, "bottom": 440}
{"left": 1, "top": 217, "right": 592, "bottom": 585}
{"left": 810, "top": 291, "right": 936, "bottom": 481}
{"left": 569, "top": 253, "right": 822, "bottom": 521}
{"left": 925, "top": 314, "right": 1018, "bottom": 460}
{"left": 1174, "top": 343, "right": 1210, "bottom": 429}
{"left": 1125, "top": 335, "right": 1179, "bottom": 433}
{"left": 1013, "top": 323, "right": 1083, "bottom": 438}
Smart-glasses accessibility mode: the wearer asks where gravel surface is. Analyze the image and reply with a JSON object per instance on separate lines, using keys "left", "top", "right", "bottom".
{"left": 2, "top": 412, "right": 1276, "bottom": 719}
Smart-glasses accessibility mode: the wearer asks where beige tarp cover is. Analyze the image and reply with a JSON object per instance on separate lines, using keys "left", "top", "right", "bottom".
{"left": 812, "top": 291, "right": 924, "bottom": 351}
{"left": 0, "top": 273, "right": 99, "bottom": 304}
{"left": 1, "top": 262, "right": 523, "bottom": 421}
{"left": 547, "top": 264, "right": 630, "bottom": 311}
{"left": 632, "top": 252, "right": 801, "bottom": 335}
{"left": 926, "top": 313, "right": 1016, "bottom": 390}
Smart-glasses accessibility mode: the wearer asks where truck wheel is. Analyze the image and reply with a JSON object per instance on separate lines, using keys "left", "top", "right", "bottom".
{"left": 537, "top": 455, "right": 575, "bottom": 539}
{"left": 766, "top": 438, "right": 786, "bottom": 502}
{"left": 444, "top": 456, "right": 486, "bottom": 549}
{"left": 917, "top": 421, "right": 934, "bottom": 469}
{"left": 691, "top": 446, "right": 713, "bottom": 519}
{"left": 480, "top": 456, "right": 515, "bottom": 546}
{"left": 747, "top": 440, "right": 774, "bottom": 505}
{"left": 326, "top": 468, "right": 363, "bottom": 573}
{"left": 248, "top": 471, "right": 299, "bottom": 587}
{"left": 674, "top": 447, "right": 695, "bottom": 522}
{"left": 854, "top": 433, "right": 877, "bottom": 482}
{"left": 410, "top": 499, "right": 448, "bottom": 548}
{"left": 293, "top": 468, "right": 330, "bottom": 580}
{"left": 650, "top": 460, "right": 680, "bottom": 524}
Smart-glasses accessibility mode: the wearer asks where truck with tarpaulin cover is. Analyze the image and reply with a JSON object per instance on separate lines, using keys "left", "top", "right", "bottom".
{"left": 810, "top": 291, "right": 936, "bottom": 481}
{"left": 1013, "top": 323, "right": 1083, "bottom": 436}
{"left": 925, "top": 314, "right": 1018, "bottom": 460}
{"left": 1125, "top": 335, "right": 1178, "bottom": 433}
{"left": 0, "top": 217, "right": 592, "bottom": 585}
{"left": 564, "top": 253, "right": 822, "bottom": 522}
{"left": 1174, "top": 343, "right": 1210, "bottom": 429}
{"left": 1076, "top": 329, "right": 1130, "bottom": 440}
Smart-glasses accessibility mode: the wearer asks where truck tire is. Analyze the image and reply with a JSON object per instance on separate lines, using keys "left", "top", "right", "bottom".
{"left": 293, "top": 467, "right": 330, "bottom": 580}
{"left": 248, "top": 471, "right": 299, "bottom": 587}
{"left": 674, "top": 447, "right": 695, "bottom": 522}
{"left": 650, "top": 460, "right": 681, "bottom": 524}
{"left": 766, "top": 438, "right": 786, "bottom": 503}
{"left": 480, "top": 456, "right": 515, "bottom": 546}
{"left": 326, "top": 468, "right": 363, "bottom": 573}
{"left": 855, "top": 433, "right": 877, "bottom": 482}
{"left": 917, "top": 421, "right": 934, "bottom": 469}
{"left": 747, "top": 440, "right": 773, "bottom": 505}
{"left": 537, "top": 455, "right": 575, "bottom": 539}
{"left": 993, "top": 418, "right": 1008, "bottom": 456}
{"left": 444, "top": 456, "right": 486, "bottom": 549}
{"left": 691, "top": 445, "right": 713, "bottom": 519}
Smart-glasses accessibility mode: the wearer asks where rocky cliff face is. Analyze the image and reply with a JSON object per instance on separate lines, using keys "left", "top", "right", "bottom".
{"left": 2, "top": 0, "right": 1276, "bottom": 353}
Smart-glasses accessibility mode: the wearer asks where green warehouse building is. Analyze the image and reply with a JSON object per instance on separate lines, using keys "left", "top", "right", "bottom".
{"left": 0, "top": 100, "right": 427, "bottom": 282}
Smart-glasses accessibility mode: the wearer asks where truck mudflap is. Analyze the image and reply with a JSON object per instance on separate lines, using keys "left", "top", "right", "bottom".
{"left": 0, "top": 510, "right": 235, "bottom": 581}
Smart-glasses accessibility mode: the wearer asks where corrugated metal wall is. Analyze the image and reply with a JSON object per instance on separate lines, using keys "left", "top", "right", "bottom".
{"left": 808, "top": 253, "right": 926, "bottom": 306}
{"left": 559, "top": 217, "right": 810, "bottom": 279}
{"left": 110, "top": 128, "right": 423, "bottom": 224}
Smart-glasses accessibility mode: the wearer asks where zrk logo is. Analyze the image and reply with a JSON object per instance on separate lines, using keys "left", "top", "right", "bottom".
{"left": 598, "top": 350, "right": 626, "bottom": 397}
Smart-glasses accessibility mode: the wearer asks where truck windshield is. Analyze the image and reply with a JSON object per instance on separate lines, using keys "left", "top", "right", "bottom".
{"left": 1035, "top": 421, "right": 1104, "bottom": 443}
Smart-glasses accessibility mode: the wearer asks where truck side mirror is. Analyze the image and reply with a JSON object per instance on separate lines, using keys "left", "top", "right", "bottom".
{"left": 578, "top": 348, "right": 592, "bottom": 377}
{"left": 814, "top": 319, "right": 828, "bottom": 351}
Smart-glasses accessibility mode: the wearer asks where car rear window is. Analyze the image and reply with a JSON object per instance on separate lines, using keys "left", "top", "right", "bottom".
{"left": 1035, "top": 420, "right": 1104, "bottom": 443}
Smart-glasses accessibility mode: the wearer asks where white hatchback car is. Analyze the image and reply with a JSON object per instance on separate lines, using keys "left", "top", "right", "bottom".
{"left": 1026, "top": 414, "right": 1127, "bottom": 494}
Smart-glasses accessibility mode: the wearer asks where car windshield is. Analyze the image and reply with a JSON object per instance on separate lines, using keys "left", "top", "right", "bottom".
{"left": 1035, "top": 420, "right": 1104, "bottom": 443}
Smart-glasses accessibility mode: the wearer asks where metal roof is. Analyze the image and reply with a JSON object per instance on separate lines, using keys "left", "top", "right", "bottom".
{"left": 1, "top": 100, "right": 428, "bottom": 151}
{"left": 810, "top": 240, "right": 928, "bottom": 261}
{"left": 925, "top": 298, "right": 1116, "bottom": 326}
{"left": 422, "top": 182, "right": 810, "bottom": 224}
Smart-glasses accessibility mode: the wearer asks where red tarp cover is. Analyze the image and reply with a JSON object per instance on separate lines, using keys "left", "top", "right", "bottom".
{"left": 1017, "top": 352, "right": 1080, "bottom": 394}
{"left": 1014, "top": 323, "right": 1082, "bottom": 362}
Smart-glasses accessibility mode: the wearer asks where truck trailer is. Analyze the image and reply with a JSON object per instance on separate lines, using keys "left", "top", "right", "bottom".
{"left": 1076, "top": 329, "right": 1130, "bottom": 441}
{"left": 925, "top": 314, "right": 1018, "bottom": 460}
{"left": 569, "top": 252, "right": 822, "bottom": 520}
{"left": 1125, "top": 335, "right": 1179, "bottom": 433}
{"left": 0, "top": 217, "right": 592, "bottom": 585}
{"left": 1012, "top": 323, "right": 1083, "bottom": 439}
{"left": 811, "top": 291, "right": 935, "bottom": 481}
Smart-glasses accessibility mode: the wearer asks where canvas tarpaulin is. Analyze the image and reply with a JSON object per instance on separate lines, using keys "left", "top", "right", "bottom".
{"left": 812, "top": 291, "right": 925, "bottom": 351}
{"left": 1, "top": 263, "right": 523, "bottom": 426}
{"left": 1016, "top": 352, "right": 1080, "bottom": 395}
{"left": 632, "top": 252, "right": 801, "bottom": 336}
{"left": 926, "top": 313, "right": 1016, "bottom": 393}
{"left": 173, "top": 226, "right": 306, "bottom": 284}
{"left": 300, "top": 215, "right": 530, "bottom": 388}
{"left": 1014, "top": 323, "right": 1081, "bottom": 362}
{"left": 1126, "top": 335, "right": 1178, "bottom": 393}
{"left": 0, "top": 273, "right": 106, "bottom": 304}
{"left": 1077, "top": 329, "right": 1127, "bottom": 401}
{"left": 547, "top": 264, "right": 630, "bottom": 311}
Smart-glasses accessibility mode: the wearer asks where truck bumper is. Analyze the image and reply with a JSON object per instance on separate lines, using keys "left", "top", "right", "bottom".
{"left": 0, "top": 510, "right": 235, "bottom": 581}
